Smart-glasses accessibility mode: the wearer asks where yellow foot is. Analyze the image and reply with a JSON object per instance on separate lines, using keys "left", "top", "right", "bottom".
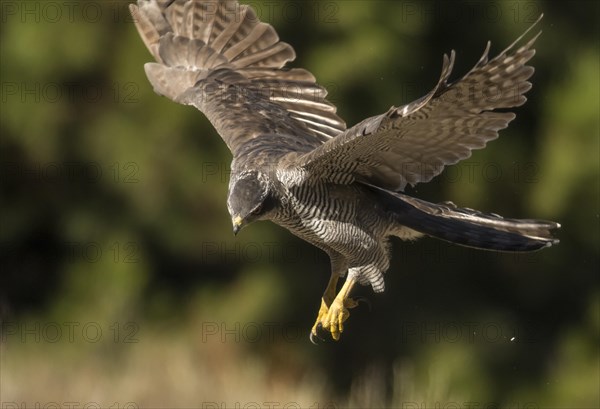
{"left": 310, "top": 297, "right": 360, "bottom": 343}
{"left": 310, "top": 297, "right": 331, "bottom": 343}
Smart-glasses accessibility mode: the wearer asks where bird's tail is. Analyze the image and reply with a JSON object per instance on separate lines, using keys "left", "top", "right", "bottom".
{"left": 372, "top": 186, "right": 560, "bottom": 252}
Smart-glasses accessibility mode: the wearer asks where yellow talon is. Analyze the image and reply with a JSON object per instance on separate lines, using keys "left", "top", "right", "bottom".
{"left": 310, "top": 298, "right": 331, "bottom": 339}
{"left": 311, "top": 278, "right": 357, "bottom": 342}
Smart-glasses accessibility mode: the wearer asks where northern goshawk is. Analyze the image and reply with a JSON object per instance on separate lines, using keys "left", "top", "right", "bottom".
{"left": 130, "top": 0, "right": 560, "bottom": 342}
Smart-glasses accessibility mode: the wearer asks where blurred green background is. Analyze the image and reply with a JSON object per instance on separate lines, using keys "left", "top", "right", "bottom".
{"left": 1, "top": 0, "right": 598, "bottom": 407}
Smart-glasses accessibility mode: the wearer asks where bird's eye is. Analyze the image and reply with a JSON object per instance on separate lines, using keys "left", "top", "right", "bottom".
{"left": 251, "top": 204, "right": 263, "bottom": 216}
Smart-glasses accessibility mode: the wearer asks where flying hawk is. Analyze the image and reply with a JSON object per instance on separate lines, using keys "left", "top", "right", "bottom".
{"left": 130, "top": 0, "right": 559, "bottom": 342}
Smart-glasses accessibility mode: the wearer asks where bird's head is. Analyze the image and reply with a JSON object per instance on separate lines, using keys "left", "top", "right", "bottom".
{"left": 227, "top": 170, "right": 277, "bottom": 235}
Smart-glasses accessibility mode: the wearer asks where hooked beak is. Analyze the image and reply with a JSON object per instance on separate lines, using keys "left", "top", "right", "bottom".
{"left": 232, "top": 215, "right": 244, "bottom": 236}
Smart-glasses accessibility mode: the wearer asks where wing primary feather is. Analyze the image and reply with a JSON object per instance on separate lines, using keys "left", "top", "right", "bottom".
{"left": 498, "top": 13, "right": 543, "bottom": 57}
{"left": 131, "top": 0, "right": 346, "bottom": 155}
{"left": 289, "top": 15, "right": 543, "bottom": 191}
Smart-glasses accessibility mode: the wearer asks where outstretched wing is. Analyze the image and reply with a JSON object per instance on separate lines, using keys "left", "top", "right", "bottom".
{"left": 130, "top": 0, "right": 346, "bottom": 157}
{"left": 286, "top": 16, "right": 542, "bottom": 191}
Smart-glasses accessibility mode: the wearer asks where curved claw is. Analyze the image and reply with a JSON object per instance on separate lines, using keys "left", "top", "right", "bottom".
{"left": 309, "top": 330, "right": 324, "bottom": 345}
{"left": 353, "top": 296, "right": 372, "bottom": 312}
